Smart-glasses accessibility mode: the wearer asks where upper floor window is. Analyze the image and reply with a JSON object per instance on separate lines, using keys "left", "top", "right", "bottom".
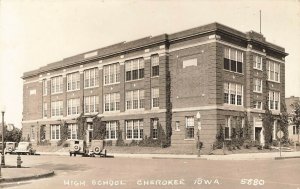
{"left": 51, "top": 101, "right": 63, "bottom": 117}
{"left": 105, "top": 121, "right": 118, "bottom": 140}
{"left": 253, "top": 78, "right": 263, "bottom": 93}
{"left": 125, "top": 58, "right": 144, "bottom": 81}
{"left": 84, "top": 68, "right": 99, "bottom": 88}
{"left": 104, "top": 93, "right": 120, "bottom": 112}
{"left": 43, "top": 103, "right": 47, "bottom": 118}
{"left": 67, "top": 72, "right": 80, "bottom": 91}
{"left": 253, "top": 101, "right": 262, "bottom": 110}
{"left": 224, "top": 47, "right": 243, "bottom": 73}
{"left": 51, "top": 76, "right": 63, "bottom": 94}
{"left": 126, "top": 90, "right": 144, "bottom": 110}
{"left": 224, "top": 82, "right": 243, "bottom": 106}
{"left": 151, "top": 88, "right": 159, "bottom": 108}
{"left": 253, "top": 55, "right": 263, "bottom": 70}
{"left": 266, "top": 60, "right": 280, "bottom": 82}
{"left": 268, "top": 91, "right": 280, "bottom": 111}
{"left": 185, "top": 116, "right": 194, "bottom": 139}
{"left": 151, "top": 55, "right": 159, "bottom": 77}
{"left": 84, "top": 96, "right": 99, "bottom": 113}
{"left": 67, "top": 98, "right": 80, "bottom": 115}
{"left": 42, "top": 79, "right": 48, "bottom": 96}
{"left": 104, "top": 63, "right": 120, "bottom": 85}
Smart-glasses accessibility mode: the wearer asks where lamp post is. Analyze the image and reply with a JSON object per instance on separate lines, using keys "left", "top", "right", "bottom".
{"left": 1, "top": 106, "right": 5, "bottom": 167}
{"left": 196, "top": 112, "right": 201, "bottom": 157}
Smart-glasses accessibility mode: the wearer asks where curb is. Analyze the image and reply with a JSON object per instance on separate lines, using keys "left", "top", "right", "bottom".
{"left": 0, "top": 170, "right": 55, "bottom": 183}
{"left": 275, "top": 156, "right": 300, "bottom": 160}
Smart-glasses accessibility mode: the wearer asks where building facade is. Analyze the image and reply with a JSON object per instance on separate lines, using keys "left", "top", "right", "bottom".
{"left": 286, "top": 96, "right": 300, "bottom": 142}
{"left": 22, "top": 23, "right": 287, "bottom": 151}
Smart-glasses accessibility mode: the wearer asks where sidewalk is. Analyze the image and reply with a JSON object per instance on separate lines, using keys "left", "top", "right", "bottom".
{"left": 38, "top": 151, "right": 300, "bottom": 160}
{"left": 0, "top": 168, "right": 54, "bottom": 183}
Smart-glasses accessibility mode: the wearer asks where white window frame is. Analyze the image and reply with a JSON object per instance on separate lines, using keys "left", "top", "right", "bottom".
{"left": 67, "top": 98, "right": 80, "bottom": 115}
{"left": 51, "top": 101, "right": 63, "bottom": 117}
{"left": 253, "top": 101, "right": 262, "bottom": 110}
{"left": 225, "top": 116, "right": 231, "bottom": 140}
{"left": 104, "top": 93, "right": 120, "bottom": 112}
{"left": 105, "top": 121, "right": 118, "bottom": 140}
{"left": 84, "top": 96, "right": 99, "bottom": 114}
{"left": 42, "top": 79, "right": 48, "bottom": 96}
{"left": 253, "top": 78, "right": 263, "bottom": 93}
{"left": 43, "top": 103, "right": 47, "bottom": 118}
{"left": 104, "top": 63, "right": 120, "bottom": 85}
{"left": 268, "top": 91, "right": 280, "bottom": 111}
{"left": 266, "top": 60, "right": 280, "bottom": 83}
{"left": 125, "top": 90, "right": 145, "bottom": 110}
{"left": 84, "top": 68, "right": 99, "bottom": 88}
{"left": 125, "top": 120, "right": 143, "bottom": 140}
{"left": 151, "top": 54, "right": 160, "bottom": 77}
{"left": 68, "top": 124, "right": 78, "bottom": 140}
{"left": 51, "top": 76, "right": 63, "bottom": 94}
{"left": 125, "top": 58, "right": 145, "bottom": 81}
{"left": 223, "top": 82, "right": 243, "bottom": 106}
{"left": 67, "top": 72, "right": 80, "bottom": 91}
{"left": 253, "top": 55, "right": 263, "bottom": 70}
{"left": 224, "top": 47, "right": 244, "bottom": 74}
{"left": 185, "top": 116, "right": 195, "bottom": 139}
{"left": 151, "top": 88, "right": 159, "bottom": 108}
{"left": 51, "top": 125, "right": 60, "bottom": 140}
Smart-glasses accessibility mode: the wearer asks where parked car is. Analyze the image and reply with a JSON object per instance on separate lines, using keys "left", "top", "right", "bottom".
{"left": 15, "top": 142, "right": 36, "bottom": 155}
{"left": 69, "top": 140, "right": 87, "bottom": 156}
{"left": 88, "top": 140, "right": 107, "bottom": 157}
{"left": 5, "top": 142, "right": 17, "bottom": 154}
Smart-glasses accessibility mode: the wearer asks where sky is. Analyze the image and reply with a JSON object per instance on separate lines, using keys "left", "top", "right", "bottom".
{"left": 0, "top": 0, "right": 299, "bottom": 128}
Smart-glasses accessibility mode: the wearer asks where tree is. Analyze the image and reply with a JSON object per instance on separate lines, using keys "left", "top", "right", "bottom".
{"left": 291, "top": 101, "right": 300, "bottom": 143}
{"left": 4, "top": 127, "right": 22, "bottom": 143}
{"left": 279, "top": 102, "right": 289, "bottom": 144}
{"left": 262, "top": 103, "right": 274, "bottom": 147}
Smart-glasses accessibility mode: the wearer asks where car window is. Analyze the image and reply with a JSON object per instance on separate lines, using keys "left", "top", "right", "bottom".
{"left": 75, "top": 141, "right": 79, "bottom": 144}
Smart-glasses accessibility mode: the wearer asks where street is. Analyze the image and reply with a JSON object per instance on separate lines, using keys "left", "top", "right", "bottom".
{"left": 1, "top": 154, "right": 300, "bottom": 189}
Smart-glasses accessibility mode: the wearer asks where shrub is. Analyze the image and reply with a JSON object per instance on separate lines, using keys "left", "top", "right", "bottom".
{"left": 272, "top": 140, "right": 279, "bottom": 147}
{"left": 243, "top": 139, "right": 252, "bottom": 149}
{"left": 105, "top": 140, "right": 113, "bottom": 146}
{"left": 257, "top": 145, "right": 263, "bottom": 150}
{"left": 63, "top": 143, "right": 69, "bottom": 148}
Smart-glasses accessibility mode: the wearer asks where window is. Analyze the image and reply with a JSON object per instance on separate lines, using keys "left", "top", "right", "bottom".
{"left": 126, "top": 120, "right": 143, "bottom": 140}
{"left": 51, "top": 76, "right": 63, "bottom": 94}
{"left": 68, "top": 124, "right": 78, "bottom": 140}
{"left": 185, "top": 116, "right": 194, "bottom": 139}
{"left": 175, "top": 121, "right": 180, "bottom": 131}
{"left": 253, "top": 78, "right": 262, "bottom": 93}
{"left": 253, "top": 101, "right": 262, "bottom": 109}
{"left": 151, "top": 118, "right": 158, "bottom": 139}
{"left": 84, "top": 68, "right": 99, "bottom": 88}
{"left": 43, "top": 79, "right": 48, "bottom": 95}
{"left": 125, "top": 90, "right": 145, "bottom": 110}
{"left": 125, "top": 58, "right": 144, "bottom": 81}
{"left": 105, "top": 121, "right": 118, "bottom": 140}
{"left": 67, "top": 98, "right": 80, "bottom": 115}
{"left": 84, "top": 96, "right": 99, "bottom": 113}
{"left": 30, "top": 126, "right": 35, "bottom": 140}
{"left": 51, "top": 125, "right": 60, "bottom": 140}
{"left": 104, "top": 63, "right": 120, "bottom": 85}
{"left": 51, "top": 101, "right": 63, "bottom": 117}
{"left": 266, "top": 60, "right": 280, "bottom": 82}
{"left": 225, "top": 116, "right": 242, "bottom": 140}
{"left": 43, "top": 103, "right": 47, "bottom": 118}
{"left": 223, "top": 82, "right": 243, "bottom": 106}
{"left": 293, "top": 126, "right": 299, "bottom": 135}
{"left": 225, "top": 117, "right": 230, "bottom": 140}
{"left": 104, "top": 93, "right": 120, "bottom": 112}
{"left": 151, "top": 55, "right": 159, "bottom": 76}
{"left": 224, "top": 47, "right": 243, "bottom": 73}
{"left": 268, "top": 91, "right": 280, "bottom": 110}
{"left": 67, "top": 72, "right": 80, "bottom": 91}
{"left": 254, "top": 55, "right": 262, "bottom": 70}
{"left": 152, "top": 88, "right": 159, "bottom": 108}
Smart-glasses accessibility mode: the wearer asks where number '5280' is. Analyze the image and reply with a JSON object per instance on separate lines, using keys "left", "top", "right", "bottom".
{"left": 240, "top": 179, "right": 265, "bottom": 186}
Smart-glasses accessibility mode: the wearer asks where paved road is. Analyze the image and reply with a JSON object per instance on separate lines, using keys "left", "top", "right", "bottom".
{"left": 1, "top": 154, "right": 300, "bottom": 189}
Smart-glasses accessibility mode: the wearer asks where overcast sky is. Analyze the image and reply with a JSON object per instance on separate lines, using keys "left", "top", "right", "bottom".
{"left": 0, "top": 0, "right": 299, "bottom": 128}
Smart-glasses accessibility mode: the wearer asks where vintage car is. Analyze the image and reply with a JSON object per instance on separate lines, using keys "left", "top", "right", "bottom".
{"left": 69, "top": 140, "right": 87, "bottom": 156}
{"left": 15, "top": 142, "right": 36, "bottom": 155}
{"left": 88, "top": 140, "right": 107, "bottom": 157}
{"left": 5, "top": 142, "right": 17, "bottom": 154}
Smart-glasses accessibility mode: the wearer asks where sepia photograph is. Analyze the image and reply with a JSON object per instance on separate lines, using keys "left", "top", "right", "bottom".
{"left": 0, "top": 0, "right": 300, "bottom": 188}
